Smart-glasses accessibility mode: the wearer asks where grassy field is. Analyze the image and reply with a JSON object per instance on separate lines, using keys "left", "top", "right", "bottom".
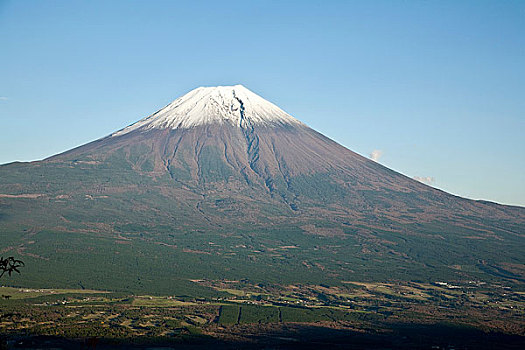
{"left": 0, "top": 286, "right": 107, "bottom": 300}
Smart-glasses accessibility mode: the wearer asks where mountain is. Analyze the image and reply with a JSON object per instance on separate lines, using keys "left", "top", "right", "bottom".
{"left": 0, "top": 85, "right": 523, "bottom": 294}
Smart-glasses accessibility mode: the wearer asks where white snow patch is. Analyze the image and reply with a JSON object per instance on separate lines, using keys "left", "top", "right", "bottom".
{"left": 112, "top": 85, "right": 302, "bottom": 136}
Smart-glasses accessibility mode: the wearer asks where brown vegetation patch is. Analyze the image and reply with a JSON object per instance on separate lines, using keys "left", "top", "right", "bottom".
{"left": 300, "top": 224, "right": 344, "bottom": 237}
{"left": 0, "top": 193, "right": 43, "bottom": 198}
{"left": 183, "top": 248, "right": 211, "bottom": 255}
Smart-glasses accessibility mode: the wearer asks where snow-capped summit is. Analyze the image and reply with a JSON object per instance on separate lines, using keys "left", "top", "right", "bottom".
{"left": 112, "top": 85, "right": 302, "bottom": 137}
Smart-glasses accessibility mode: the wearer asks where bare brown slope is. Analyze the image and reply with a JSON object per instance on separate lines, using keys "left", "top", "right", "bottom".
{"left": 46, "top": 122, "right": 525, "bottom": 231}
{"left": 1, "top": 116, "right": 523, "bottom": 291}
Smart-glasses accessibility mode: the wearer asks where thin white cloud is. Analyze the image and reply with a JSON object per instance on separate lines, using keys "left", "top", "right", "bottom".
{"left": 369, "top": 150, "right": 383, "bottom": 162}
{"left": 413, "top": 176, "right": 435, "bottom": 185}
{"left": 0, "top": 97, "right": 8, "bottom": 101}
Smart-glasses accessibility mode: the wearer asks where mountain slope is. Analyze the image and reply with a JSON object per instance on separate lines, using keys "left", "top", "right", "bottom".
{"left": 0, "top": 85, "right": 523, "bottom": 294}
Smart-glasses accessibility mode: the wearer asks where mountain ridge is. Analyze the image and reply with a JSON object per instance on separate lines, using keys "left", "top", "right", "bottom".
{"left": 0, "top": 85, "right": 523, "bottom": 294}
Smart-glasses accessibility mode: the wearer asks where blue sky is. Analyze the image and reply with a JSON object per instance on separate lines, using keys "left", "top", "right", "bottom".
{"left": 1, "top": 0, "right": 524, "bottom": 206}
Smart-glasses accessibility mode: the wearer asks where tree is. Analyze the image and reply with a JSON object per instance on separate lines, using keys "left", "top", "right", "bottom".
{"left": 0, "top": 257, "right": 23, "bottom": 349}
{"left": 0, "top": 256, "right": 24, "bottom": 278}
